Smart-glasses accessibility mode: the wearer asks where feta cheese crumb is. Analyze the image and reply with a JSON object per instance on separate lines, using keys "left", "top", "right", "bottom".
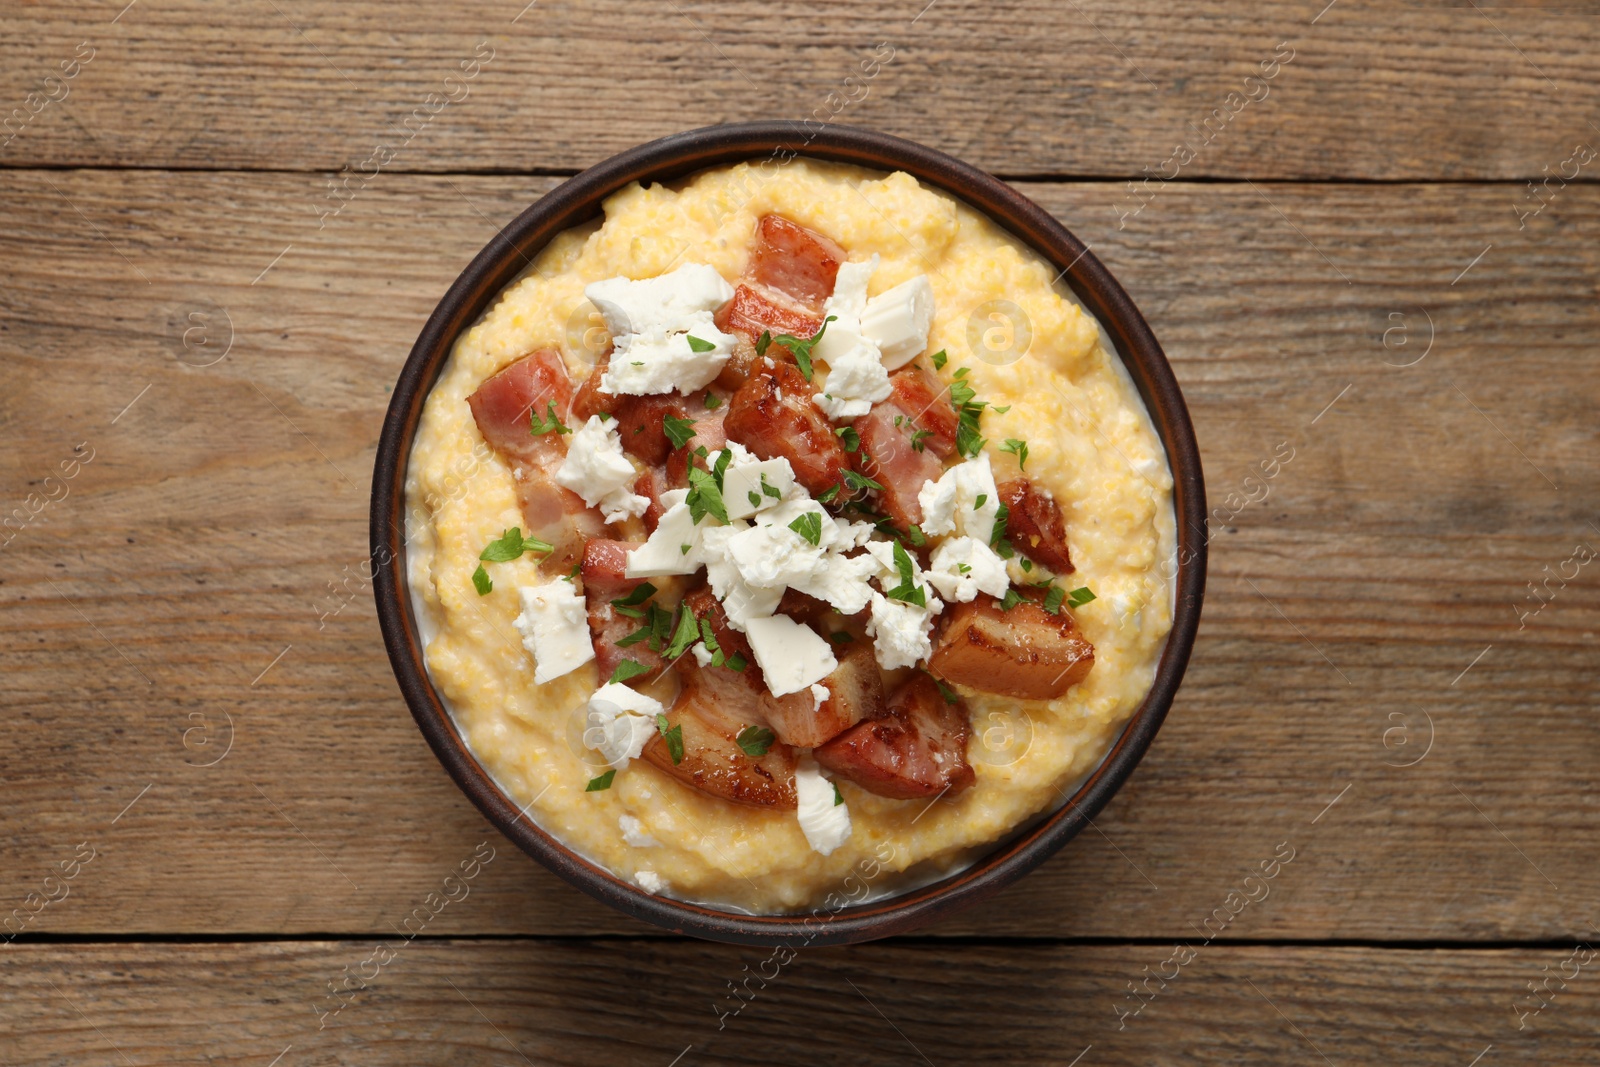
{"left": 583, "top": 682, "right": 664, "bottom": 770}
{"left": 860, "top": 275, "right": 935, "bottom": 370}
{"left": 926, "top": 536, "right": 1011, "bottom": 603}
{"left": 619, "top": 814, "right": 659, "bottom": 848}
{"left": 586, "top": 264, "right": 737, "bottom": 396}
{"left": 701, "top": 523, "right": 784, "bottom": 630}
{"left": 917, "top": 451, "right": 1001, "bottom": 540}
{"left": 825, "top": 256, "right": 878, "bottom": 321}
{"left": 743, "top": 615, "right": 838, "bottom": 696}
{"left": 866, "top": 592, "right": 941, "bottom": 670}
{"left": 555, "top": 414, "right": 648, "bottom": 523}
{"left": 514, "top": 581, "right": 594, "bottom": 684}
{"left": 794, "top": 756, "right": 851, "bottom": 856}
{"left": 723, "top": 499, "right": 877, "bottom": 614}
{"left": 626, "top": 489, "right": 702, "bottom": 578}
{"left": 810, "top": 683, "right": 830, "bottom": 711}
{"left": 690, "top": 641, "right": 714, "bottom": 667}
{"left": 722, "top": 456, "right": 797, "bottom": 520}
{"left": 634, "top": 868, "right": 665, "bottom": 894}
{"left": 813, "top": 322, "right": 891, "bottom": 420}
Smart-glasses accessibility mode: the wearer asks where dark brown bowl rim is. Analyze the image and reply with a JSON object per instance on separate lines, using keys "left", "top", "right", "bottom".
{"left": 371, "top": 121, "right": 1206, "bottom": 947}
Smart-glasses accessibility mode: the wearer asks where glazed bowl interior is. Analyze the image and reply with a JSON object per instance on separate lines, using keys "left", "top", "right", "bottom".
{"left": 372, "top": 122, "right": 1206, "bottom": 946}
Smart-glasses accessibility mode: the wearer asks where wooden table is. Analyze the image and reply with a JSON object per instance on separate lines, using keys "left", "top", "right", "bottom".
{"left": 3, "top": 2, "right": 1597, "bottom": 1063}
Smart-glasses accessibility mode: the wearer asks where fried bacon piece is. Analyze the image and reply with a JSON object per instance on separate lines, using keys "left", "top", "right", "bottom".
{"left": 747, "top": 215, "right": 845, "bottom": 312}
{"left": 634, "top": 468, "right": 669, "bottom": 534}
{"left": 851, "top": 364, "right": 959, "bottom": 529}
{"left": 724, "top": 360, "right": 854, "bottom": 496}
{"left": 580, "top": 539, "right": 666, "bottom": 684}
{"left": 998, "top": 479, "right": 1074, "bottom": 573}
{"left": 928, "top": 592, "right": 1094, "bottom": 700}
{"left": 762, "top": 640, "right": 883, "bottom": 749}
{"left": 664, "top": 398, "right": 730, "bottom": 488}
{"left": 712, "top": 283, "right": 825, "bottom": 389}
{"left": 569, "top": 359, "right": 618, "bottom": 424}
{"left": 814, "top": 674, "right": 975, "bottom": 800}
{"left": 468, "top": 350, "right": 602, "bottom": 571}
{"left": 611, "top": 393, "right": 691, "bottom": 467}
{"left": 642, "top": 686, "right": 799, "bottom": 809}
{"left": 467, "top": 349, "right": 576, "bottom": 465}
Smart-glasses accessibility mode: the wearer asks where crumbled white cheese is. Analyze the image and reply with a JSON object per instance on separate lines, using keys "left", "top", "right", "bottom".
{"left": 514, "top": 581, "right": 594, "bottom": 684}
{"left": 690, "top": 641, "right": 714, "bottom": 667}
{"left": 917, "top": 451, "right": 1001, "bottom": 540}
{"left": 586, "top": 264, "right": 737, "bottom": 396}
{"left": 722, "top": 456, "right": 797, "bottom": 520}
{"left": 634, "top": 868, "right": 665, "bottom": 894}
{"left": 583, "top": 682, "right": 664, "bottom": 770}
{"left": 926, "top": 536, "right": 1011, "bottom": 603}
{"left": 810, "top": 683, "right": 831, "bottom": 710}
{"left": 866, "top": 591, "right": 941, "bottom": 670}
{"left": 860, "top": 275, "right": 935, "bottom": 370}
{"left": 555, "top": 415, "right": 648, "bottom": 523}
{"left": 723, "top": 499, "right": 877, "bottom": 614}
{"left": 743, "top": 615, "right": 837, "bottom": 696}
{"left": 825, "top": 256, "right": 878, "bottom": 321}
{"left": 619, "top": 814, "right": 659, "bottom": 848}
{"left": 813, "top": 323, "right": 891, "bottom": 420}
{"left": 701, "top": 523, "right": 784, "bottom": 630}
{"left": 625, "top": 489, "right": 703, "bottom": 578}
{"left": 794, "top": 755, "right": 851, "bottom": 856}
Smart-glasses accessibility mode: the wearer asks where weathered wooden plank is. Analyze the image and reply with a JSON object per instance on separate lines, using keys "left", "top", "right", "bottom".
{"left": 1, "top": 1, "right": 1598, "bottom": 178}
{"left": 3, "top": 940, "right": 1593, "bottom": 1065}
{"left": 0, "top": 171, "right": 1596, "bottom": 940}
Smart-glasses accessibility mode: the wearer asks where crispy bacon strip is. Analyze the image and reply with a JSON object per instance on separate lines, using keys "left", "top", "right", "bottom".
{"left": 642, "top": 687, "right": 798, "bottom": 809}
{"left": 814, "top": 673, "right": 975, "bottom": 800}
{"left": 747, "top": 215, "right": 845, "bottom": 312}
{"left": 928, "top": 592, "right": 1094, "bottom": 700}
{"left": 581, "top": 539, "right": 666, "bottom": 684}
{"left": 851, "top": 364, "right": 959, "bottom": 529}
{"left": 713, "top": 283, "right": 824, "bottom": 389}
{"left": 467, "top": 350, "right": 575, "bottom": 464}
{"left": 724, "top": 360, "right": 854, "bottom": 496}
{"left": 664, "top": 398, "right": 730, "bottom": 489}
{"left": 763, "top": 640, "right": 882, "bottom": 749}
{"left": 998, "top": 479, "right": 1075, "bottom": 572}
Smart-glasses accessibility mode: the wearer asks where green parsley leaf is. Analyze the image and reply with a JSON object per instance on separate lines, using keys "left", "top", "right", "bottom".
{"left": 973, "top": 494, "right": 988, "bottom": 511}
{"left": 885, "top": 540, "right": 927, "bottom": 607}
{"left": 910, "top": 428, "right": 933, "bottom": 452}
{"left": 529, "top": 401, "right": 572, "bottom": 436}
{"left": 832, "top": 781, "right": 844, "bottom": 806}
{"left": 748, "top": 490, "right": 761, "bottom": 507}
{"left": 828, "top": 631, "right": 853, "bottom": 644}
{"left": 585, "top": 770, "right": 616, "bottom": 792}
{"left": 1000, "top": 438, "right": 1030, "bottom": 470}
{"left": 949, "top": 379, "right": 977, "bottom": 409}
{"left": 761, "top": 316, "right": 836, "bottom": 382}
{"left": 953, "top": 366, "right": 971, "bottom": 380}
{"left": 471, "top": 563, "right": 492, "bottom": 596}
{"left": 760, "top": 474, "right": 782, "bottom": 499}
{"left": 612, "top": 583, "right": 657, "bottom": 610}
{"left": 615, "top": 622, "right": 653, "bottom": 648}
{"left": 663, "top": 604, "right": 701, "bottom": 660}
{"left": 994, "top": 537, "right": 1016, "bottom": 560}
{"left": 656, "top": 713, "right": 684, "bottom": 764}
{"left": 788, "top": 511, "right": 823, "bottom": 546}
{"left": 663, "top": 415, "right": 697, "bottom": 450}
{"left": 930, "top": 349, "right": 948, "bottom": 370}
{"left": 712, "top": 448, "right": 733, "bottom": 490}
{"left": 999, "top": 588, "right": 1024, "bottom": 612}
{"left": 992, "top": 404, "right": 1011, "bottom": 414}
{"left": 609, "top": 659, "right": 653, "bottom": 685}
{"left": 894, "top": 415, "right": 905, "bottom": 428}
{"left": 647, "top": 603, "right": 674, "bottom": 651}
{"left": 1019, "top": 557, "right": 1033, "bottom": 572}
{"left": 704, "top": 393, "right": 722, "bottom": 410}
{"left": 564, "top": 562, "right": 582, "bottom": 581}
{"left": 957, "top": 563, "right": 971, "bottom": 575}
{"left": 934, "top": 677, "right": 960, "bottom": 704}
{"left": 842, "top": 469, "right": 885, "bottom": 493}
{"left": 686, "top": 334, "right": 717, "bottom": 353}
{"left": 480, "top": 527, "right": 555, "bottom": 562}
{"left": 906, "top": 524, "right": 927, "bottom": 547}
{"left": 726, "top": 651, "right": 747, "bottom": 672}
{"left": 1067, "top": 586, "right": 1097, "bottom": 608}
{"left": 698, "top": 617, "right": 721, "bottom": 654}
{"left": 736, "top": 725, "right": 775, "bottom": 758}
{"left": 685, "top": 466, "right": 729, "bottom": 525}
{"left": 755, "top": 330, "right": 773, "bottom": 357}
{"left": 694, "top": 445, "right": 709, "bottom": 458}
{"left": 991, "top": 502, "right": 1011, "bottom": 547}
{"left": 1043, "top": 585, "right": 1067, "bottom": 614}
{"left": 816, "top": 482, "right": 842, "bottom": 504}
{"left": 680, "top": 543, "right": 692, "bottom": 555}
{"left": 834, "top": 426, "right": 861, "bottom": 452}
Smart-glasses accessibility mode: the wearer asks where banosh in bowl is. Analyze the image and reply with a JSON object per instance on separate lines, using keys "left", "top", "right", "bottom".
{"left": 372, "top": 122, "right": 1206, "bottom": 946}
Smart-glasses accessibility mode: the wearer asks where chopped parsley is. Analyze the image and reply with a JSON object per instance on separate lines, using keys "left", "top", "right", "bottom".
{"left": 663, "top": 604, "right": 701, "bottom": 660}
{"left": 662, "top": 415, "right": 697, "bottom": 450}
{"left": 712, "top": 448, "right": 733, "bottom": 489}
{"left": 748, "top": 489, "right": 762, "bottom": 507}
{"left": 480, "top": 526, "right": 554, "bottom": 562}
{"left": 1000, "top": 438, "right": 1030, "bottom": 470}
{"left": 471, "top": 564, "right": 492, "bottom": 595}
{"left": 616, "top": 603, "right": 676, "bottom": 651}
{"left": 529, "top": 401, "right": 571, "bottom": 436}
{"left": 610, "top": 582, "right": 657, "bottom": 619}
{"left": 680, "top": 543, "right": 692, "bottom": 555}
{"left": 788, "top": 511, "right": 823, "bottom": 546}
{"left": 816, "top": 483, "right": 842, "bottom": 504}
{"left": 834, "top": 426, "right": 861, "bottom": 452}
{"left": 992, "top": 404, "right": 1011, "bottom": 414}
{"left": 1066, "top": 586, "right": 1097, "bottom": 608}
{"left": 655, "top": 713, "right": 684, "bottom": 764}
{"left": 1020, "top": 558, "right": 1033, "bottom": 573}
{"left": 934, "top": 677, "right": 960, "bottom": 704}
{"left": 957, "top": 563, "right": 971, "bottom": 575}
{"left": 998, "top": 588, "right": 1025, "bottom": 612}
{"left": 828, "top": 631, "right": 854, "bottom": 644}
{"left": 906, "top": 524, "right": 927, "bottom": 547}
{"left": 832, "top": 781, "right": 844, "bottom": 806}
{"left": 910, "top": 427, "right": 933, "bottom": 452}
{"left": 609, "top": 659, "right": 653, "bottom": 684}
{"left": 736, "top": 725, "right": 775, "bottom": 758}
{"left": 950, "top": 377, "right": 989, "bottom": 459}
{"left": 685, "top": 335, "right": 717, "bottom": 353}
{"left": 930, "top": 349, "right": 948, "bottom": 370}
{"left": 1042, "top": 585, "right": 1067, "bottom": 614}
{"left": 953, "top": 366, "right": 971, "bottom": 380}
{"left": 685, "top": 466, "right": 729, "bottom": 525}
{"left": 885, "top": 540, "right": 927, "bottom": 607}
{"left": 841, "top": 469, "right": 884, "bottom": 493}
{"left": 585, "top": 770, "right": 616, "bottom": 792}
{"left": 991, "top": 502, "right": 1011, "bottom": 547}
{"left": 704, "top": 393, "right": 722, "bottom": 410}
{"left": 755, "top": 316, "right": 835, "bottom": 382}
{"left": 973, "top": 494, "right": 987, "bottom": 511}
{"left": 726, "top": 651, "right": 747, "bottom": 672}
{"left": 760, "top": 474, "right": 782, "bottom": 500}
{"left": 565, "top": 562, "right": 582, "bottom": 581}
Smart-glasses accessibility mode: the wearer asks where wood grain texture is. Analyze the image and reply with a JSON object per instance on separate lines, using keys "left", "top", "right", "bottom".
{"left": 4, "top": 940, "right": 1596, "bottom": 1065}
{"left": 2, "top": 169, "right": 1596, "bottom": 942}
{"left": 1, "top": 1, "right": 1599, "bottom": 178}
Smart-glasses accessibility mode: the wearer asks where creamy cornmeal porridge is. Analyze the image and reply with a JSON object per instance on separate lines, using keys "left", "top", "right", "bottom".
{"left": 405, "top": 159, "right": 1175, "bottom": 913}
